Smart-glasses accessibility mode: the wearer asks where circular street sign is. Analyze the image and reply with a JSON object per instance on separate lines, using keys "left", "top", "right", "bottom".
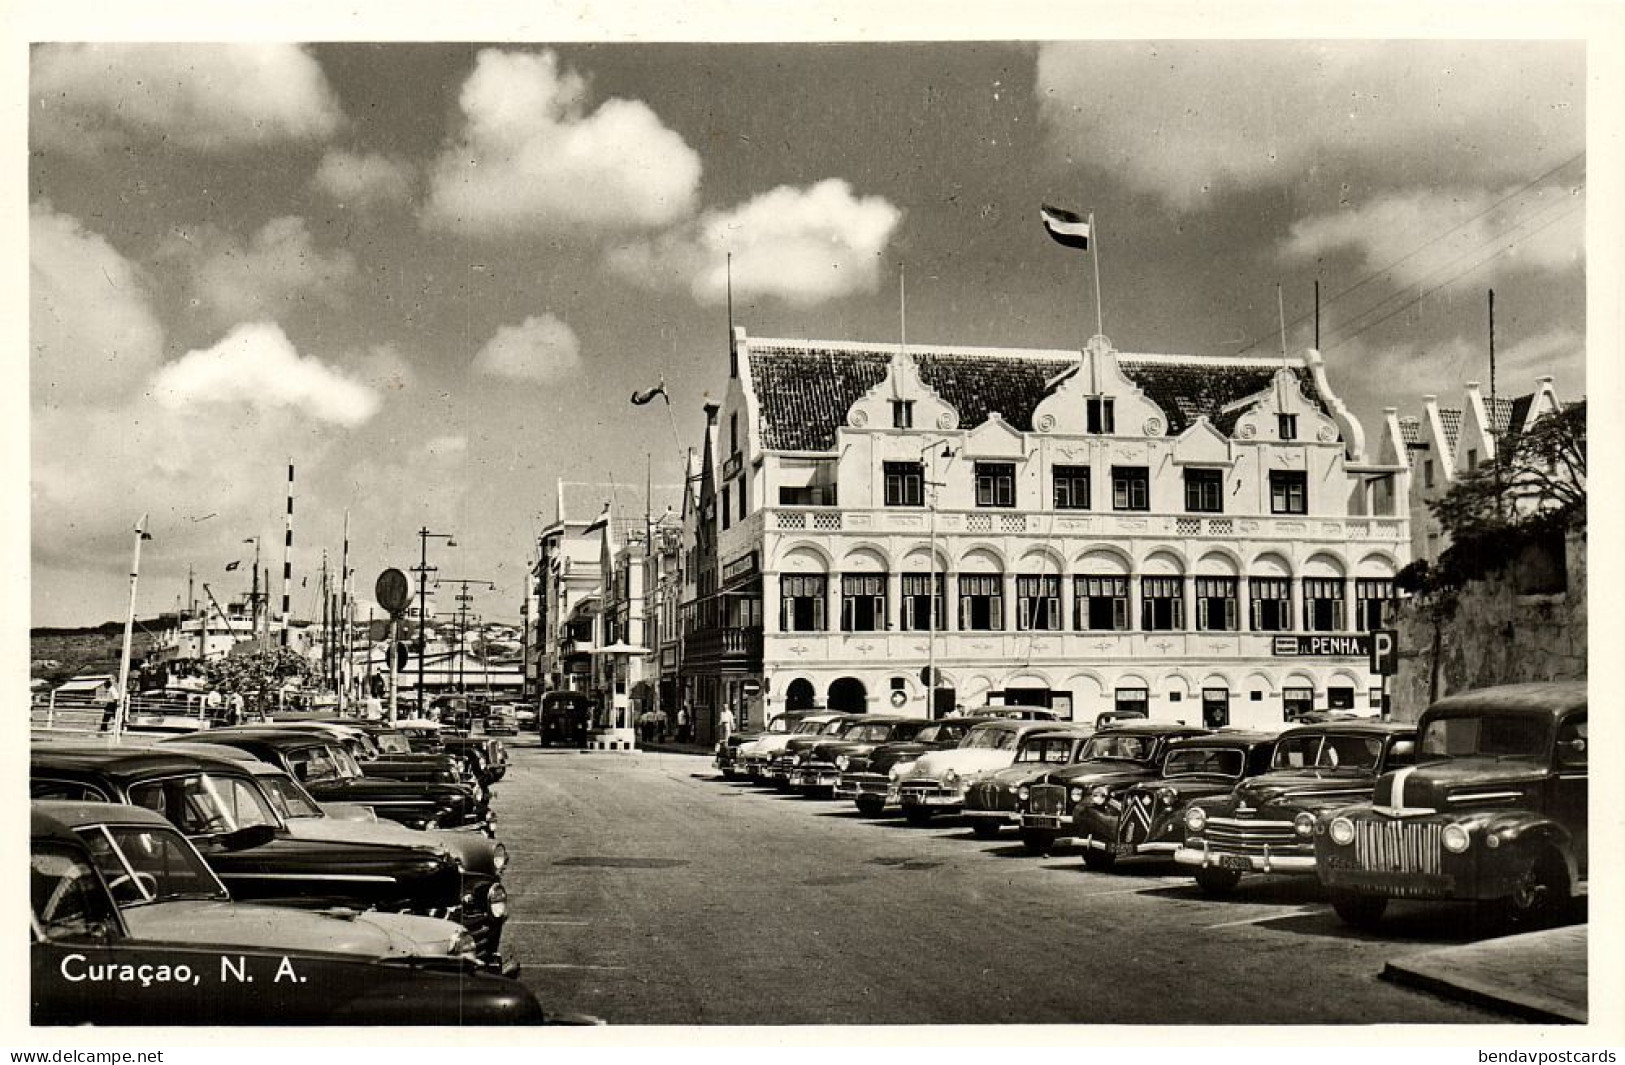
{"left": 375, "top": 568, "right": 411, "bottom": 615}
{"left": 890, "top": 689, "right": 908, "bottom": 708}
{"left": 919, "top": 665, "right": 938, "bottom": 687}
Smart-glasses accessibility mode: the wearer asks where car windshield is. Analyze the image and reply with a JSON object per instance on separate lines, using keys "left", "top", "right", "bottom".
{"left": 1419, "top": 714, "right": 1549, "bottom": 761}
{"left": 965, "top": 728, "right": 1015, "bottom": 750}
{"left": 1015, "top": 736, "right": 1077, "bottom": 763}
{"left": 287, "top": 745, "right": 344, "bottom": 784}
{"left": 767, "top": 717, "right": 793, "bottom": 733}
{"left": 1163, "top": 748, "right": 1246, "bottom": 778}
{"left": 128, "top": 772, "right": 282, "bottom": 836}
{"left": 843, "top": 724, "right": 895, "bottom": 743}
{"left": 258, "top": 773, "right": 325, "bottom": 820}
{"left": 75, "top": 823, "right": 228, "bottom": 906}
{"left": 1080, "top": 733, "right": 1153, "bottom": 762}
{"left": 372, "top": 732, "right": 413, "bottom": 754}
{"left": 1272, "top": 733, "right": 1384, "bottom": 773}
{"left": 793, "top": 720, "right": 826, "bottom": 735}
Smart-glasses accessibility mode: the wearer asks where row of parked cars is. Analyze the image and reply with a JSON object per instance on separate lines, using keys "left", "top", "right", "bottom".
{"left": 716, "top": 681, "right": 1587, "bottom": 933}
{"left": 30, "top": 715, "right": 590, "bottom": 1026}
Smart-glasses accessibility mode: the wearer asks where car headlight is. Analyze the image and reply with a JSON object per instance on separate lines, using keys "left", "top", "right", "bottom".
{"left": 1069, "top": 787, "right": 1085, "bottom": 804}
{"left": 942, "top": 768, "right": 960, "bottom": 786}
{"left": 836, "top": 755, "right": 849, "bottom": 771}
{"left": 487, "top": 882, "right": 509, "bottom": 919}
{"left": 450, "top": 930, "right": 479, "bottom": 958}
{"left": 1441, "top": 824, "right": 1471, "bottom": 854}
{"left": 492, "top": 842, "right": 509, "bottom": 874}
{"left": 1293, "top": 812, "right": 1317, "bottom": 838}
{"left": 1157, "top": 787, "right": 1178, "bottom": 806}
{"left": 1328, "top": 817, "right": 1356, "bottom": 846}
{"left": 1088, "top": 785, "right": 1110, "bottom": 807}
{"left": 1017, "top": 785, "right": 1031, "bottom": 801}
{"left": 1185, "top": 806, "right": 1207, "bottom": 833}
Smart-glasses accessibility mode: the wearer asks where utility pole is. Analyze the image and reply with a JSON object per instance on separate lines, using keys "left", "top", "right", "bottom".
{"left": 414, "top": 527, "right": 456, "bottom": 705}
{"left": 436, "top": 577, "right": 495, "bottom": 695}
{"left": 114, "top": 515, "right": 153, "bottom": 741}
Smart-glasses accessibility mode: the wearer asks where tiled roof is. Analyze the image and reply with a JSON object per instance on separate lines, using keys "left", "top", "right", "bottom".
{"left": 747, "top": 340, "right": 1333, "bottom": 451}
{"left": 1398, "top": 416, "right": 1423, "bottom": 446}
{"left": 1489, "top": 396, "right": 1518, "bottom": 436}
{"left": 1437, "top": 408, "right": 1463, "bottom": 452}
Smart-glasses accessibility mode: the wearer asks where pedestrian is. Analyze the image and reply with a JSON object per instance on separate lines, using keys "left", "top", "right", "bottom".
{"left": 676, "top": 706, "right": 688, "bottom": 743}
{"left": 227, "top": 691, "right": 245, "bottom": 726}
{"left": 718, "top": 705, "right": 736, "bottom": 747}
{"left": 653, "top": 708, "right": 668, "bottom": 742}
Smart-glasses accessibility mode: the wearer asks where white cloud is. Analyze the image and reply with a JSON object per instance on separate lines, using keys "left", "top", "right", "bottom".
{"left": 471, "top": 314, "right": 582, "bottom": 382}
{"left": 608, "top": 179, "right": 903, "bottom": 307}
{"left": 313, "top": 150, "right": 415, "bottom": 208}
{"left": 31, "top": 43, "right": 343, "bottom": 155}
{"left": 30, "top": 205, "right": 165, "bottom": 409}
{"left": 1035, "top": 41, "right": 1584, "bottom": 209}
{"left": 342, "top": 343, "right": 417, "bottom": 394}
{"left": 153, "top": 322, "right": 381, "bottom": 426}
{"left": 423, "top": 49, "right": 701, "bottom": 235}
{"left": 1284, "top": 186, "right": 1585, "bottom": 286}
{"left": 178, "top": 216, "right": 358, "bottom": 326}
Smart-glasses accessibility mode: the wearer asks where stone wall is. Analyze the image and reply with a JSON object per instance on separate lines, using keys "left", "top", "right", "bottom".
{"left": 1389, "top": 533, "right": 1586, "bottom": 721}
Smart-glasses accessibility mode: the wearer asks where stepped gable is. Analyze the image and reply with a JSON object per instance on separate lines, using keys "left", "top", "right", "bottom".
{"left": 1120, "top": 361, "right": 1326, "bottom": 436}
{"left": 748, "top": 346, "right": 890, "bottom": 450}
{"left": 1438, "top": 408, "right": 1463, "bottom": 451}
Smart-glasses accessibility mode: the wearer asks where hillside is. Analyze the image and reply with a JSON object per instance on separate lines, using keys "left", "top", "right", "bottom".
{"left": 30, "top": 619, "right": 168, "bottom": 685}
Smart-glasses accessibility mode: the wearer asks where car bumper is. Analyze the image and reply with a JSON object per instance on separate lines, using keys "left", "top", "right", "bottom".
{"left": 1079, "top": 835, "right": 1179, "bottom": 858}
{"left": 1018, "top": 813, "right": 1074, "bottom": 831}
{"left": 1174, "top": 840, "right": 1316, "bottom": 874}
{"left": 962, "top": 808, "right": 1018, "bottom": 823}
{"left": 899, "top": 790, "right": 963, "bottom": 809}
{"left": 790, "top": 768, "right": 839, "bottom": 789}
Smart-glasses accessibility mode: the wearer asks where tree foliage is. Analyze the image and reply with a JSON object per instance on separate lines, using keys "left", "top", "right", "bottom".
{"left": 1423, "top": 399, "right": 1585, "bottom": 595}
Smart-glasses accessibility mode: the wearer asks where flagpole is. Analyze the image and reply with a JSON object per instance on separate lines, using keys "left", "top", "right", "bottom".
{"left": 1089, "top": 211, "right": 1103, "bottom": 338}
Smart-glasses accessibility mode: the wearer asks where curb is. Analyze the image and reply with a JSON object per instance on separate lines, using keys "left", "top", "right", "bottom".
{"left": 1380, "top": 927, "right": 1587, "bottom": 1024}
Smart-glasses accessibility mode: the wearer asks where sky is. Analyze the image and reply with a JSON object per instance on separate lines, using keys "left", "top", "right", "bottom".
{"left": 25, "top": 34, "right": 1590, "bottom": 628}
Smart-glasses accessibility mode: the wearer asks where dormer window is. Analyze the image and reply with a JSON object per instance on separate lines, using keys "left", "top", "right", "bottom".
{"left": 1278, "top": 414, "right": 1298, "bottom": 440}
{"left": 892, "top": 400, "right": 915, "bottom": 429}
{"left": 1086, "top": 396, "right": 1116, "bottom": 435}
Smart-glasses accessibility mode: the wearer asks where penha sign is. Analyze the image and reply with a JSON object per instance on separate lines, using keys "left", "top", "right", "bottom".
{"left": 1271, "top": 634, "right": 1373, "bottom": 658}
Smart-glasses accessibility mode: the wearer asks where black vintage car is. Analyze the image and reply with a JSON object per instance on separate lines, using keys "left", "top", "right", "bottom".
{"left": 30, "top": 745, "right": 467, "bottom": 922}
{"left": 268, "top": 714, "right": 479, "bottom": 789}
{"left": 1315, "top": 682, "right": 1587, "bottom": 931}
{"left": 1015, "top": 722, "right": 1212, "bottom": 855}
{"left": 788, "top": 715, "right": 918, "bottom": 796}
{"left": 1177, "top": 720, "right": 1416, "bottom": 894}
{"left": 836, "top": 716, "right": 995, "bottom": 815}
{"left": 961, "top": 726, "right": 1096, "bottom": 839}
{"left": 30, "top": 805, "right": 549, "bottom": 1026}
{"left": 1070, "top": 731, "right": 1279, "bottom": 870}
{"left": 173, "top": 726, "right": 492, "bottom": 834}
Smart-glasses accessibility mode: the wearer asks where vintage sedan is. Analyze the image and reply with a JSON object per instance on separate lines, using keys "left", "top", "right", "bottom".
{"left": 31, "top": 745, "right": 467, "bottom": 924}
{"left": 717, "top": 710, "right": 817, "bottom": 780}
{"left": 895, "top": 719, "right": 1071, "bottom": 824}
{"left": 483, "top": 706, "right": 520, "bottom": 738}
{"left": 836, "top": 717, "right": 991, "bottom": 816}
{"left": 1070, "top": 732, "right": 1279, "bottom": 870}
{"left": 30, "top": 805, "right": 553, "bottom": 1026}
{"left": 1016, "top": 723, "right": 1212, "bottom": 854}
{"left": 167, "top": 743, "right": 512, "bottom": 970}
{"left": 34, "top": 801, "right": 474, "bottom": 961}
{"left": 737, "top": 712, "right": 844, "bottom": 783}
{"left": 1176, "top": 721, "right": 1416, "bottom": 894}
{"left": 1315, "top": 681, "right": 1587, "bottom": 930}
{"left": 962, "top": 726, "right": 1095, "bottom": 838}
{"left": 170, "top": 726, "right": 493, "bottom": 834}
{"left": 767, "top": 714, "right": 869, "bottom": 789}
{"left": 786, "top": 715, "right": 918, "bottom": 795}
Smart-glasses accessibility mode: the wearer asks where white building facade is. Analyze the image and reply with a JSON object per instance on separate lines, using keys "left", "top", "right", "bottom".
{"left": 688, "top": 329, "right": 1412, "bottom": 732}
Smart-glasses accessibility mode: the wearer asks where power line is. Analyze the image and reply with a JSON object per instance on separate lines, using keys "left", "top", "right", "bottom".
{"left": 1234, "top": 150, "right": 1586, "bottom": 358}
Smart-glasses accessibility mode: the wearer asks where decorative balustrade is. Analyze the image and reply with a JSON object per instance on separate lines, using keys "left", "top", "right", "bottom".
{"left": 765, "top": 507, "right": 1406, "bottom": 544}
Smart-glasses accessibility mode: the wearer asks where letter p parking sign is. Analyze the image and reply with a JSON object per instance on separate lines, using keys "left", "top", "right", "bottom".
{"left": 1369, "top": 629, "right": 1398, "bottom": 676}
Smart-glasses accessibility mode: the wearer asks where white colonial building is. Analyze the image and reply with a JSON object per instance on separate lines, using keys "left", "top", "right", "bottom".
{"left": 682, "top": 328, "right": 1413, "bottom": 733}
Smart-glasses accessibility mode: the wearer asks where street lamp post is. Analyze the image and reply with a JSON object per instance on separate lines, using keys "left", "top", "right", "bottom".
{"left": 413, "top": 528, "right": 456, "bottom": 708}
{"left": 921, "top": 441, "right": 956, "bottom": 718}
{"left": 113, "top": 515, "right": 153, "bottom": 741}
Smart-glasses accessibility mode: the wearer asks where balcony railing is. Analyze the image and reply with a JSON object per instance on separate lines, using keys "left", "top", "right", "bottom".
{"left": 683, "top": 626, "right": 765, "bottom": 668}
{"left": 767, "top": 506, "right": 1405, "bottom": 543}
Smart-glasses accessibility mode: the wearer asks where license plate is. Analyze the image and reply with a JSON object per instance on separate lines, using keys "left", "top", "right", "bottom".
{"left": 1219, "top": 855, "right": 1252, "bottom": 872}
{"left": 900, "top": 793, "right": 920, "bottom": 805}
{"left": 1025, "top": 815, "right": 1061, "bottom": 829}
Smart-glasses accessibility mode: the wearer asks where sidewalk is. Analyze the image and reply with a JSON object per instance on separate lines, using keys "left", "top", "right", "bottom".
{"left": 1381, "top": 924, "right": 1587, "bottom": 1023}
{"left": 636, "top": 739, "right": 716, "bottom": 757}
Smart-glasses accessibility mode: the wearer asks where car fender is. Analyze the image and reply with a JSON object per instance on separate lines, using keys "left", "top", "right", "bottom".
{"left": 1474, "top": 811, "right": 1579, "bottom": 889}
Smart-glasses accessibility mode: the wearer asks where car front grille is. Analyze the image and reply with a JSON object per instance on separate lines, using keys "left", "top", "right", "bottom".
{"left": 1027, "top": 784, "right": 1066, "bottom": 817}
{"left": 1352, "top": 821, "right": 1444, "bottom": 875}
{"left": 1204, "top": 817, "right": 1299, "bottom": 855}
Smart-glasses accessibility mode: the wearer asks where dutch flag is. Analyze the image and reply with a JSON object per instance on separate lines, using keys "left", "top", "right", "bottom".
{"left": 1040, "top": 204, "right": 1091, "bottom": 250}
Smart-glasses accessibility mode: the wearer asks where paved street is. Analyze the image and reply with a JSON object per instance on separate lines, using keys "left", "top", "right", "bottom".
{"left": 493, "top": 741, "right": 1506, "bottom": 1025}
